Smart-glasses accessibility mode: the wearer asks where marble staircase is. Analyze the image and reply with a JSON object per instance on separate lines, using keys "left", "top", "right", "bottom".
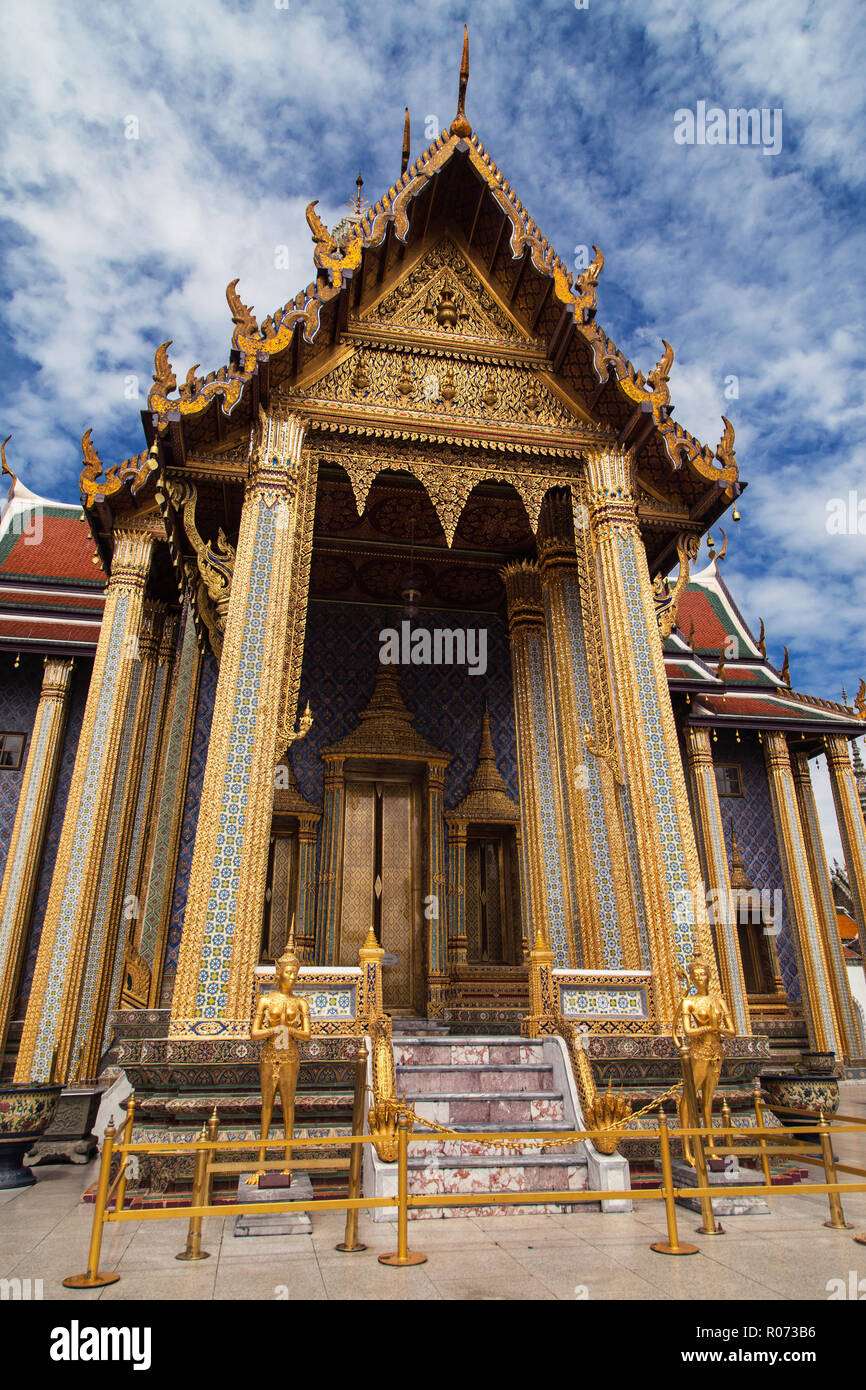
{"left": 393, "top": 1035, "right": 596, "bottom": 1218}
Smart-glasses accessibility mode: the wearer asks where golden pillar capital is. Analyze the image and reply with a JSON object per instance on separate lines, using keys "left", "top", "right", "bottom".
{"left": 685, "top": 725, "right": 714, "bottom": 768}
{"left": 503, "top": 560, "right": 544, "bottom": 629}
{"left": 108, "top": 529, "right": 156, "bottom": 594}
{"left": 249, "top": 409, "right": 306, "bottom": 503}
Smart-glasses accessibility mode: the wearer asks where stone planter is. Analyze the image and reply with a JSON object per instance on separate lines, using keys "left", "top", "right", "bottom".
{"left": 761, "top": 1071, "right": 840, "bottom": 1144}
{"left": 0, "top": 1084, "right": 63, "bottom": 1189}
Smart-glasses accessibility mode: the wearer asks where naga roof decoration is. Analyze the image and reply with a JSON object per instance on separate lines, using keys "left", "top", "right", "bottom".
{"left": 79, "top": 30, "right": 740, "bottom": 511}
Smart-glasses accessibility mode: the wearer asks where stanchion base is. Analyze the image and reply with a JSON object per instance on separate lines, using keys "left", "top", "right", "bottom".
{"left": 378, "top": 1251, "right": 427, "bottom": 1266}
{"left": 824, "top": 1220, "right": 853, "bottom": 1231}
{"left": 335, "top": 1242, "right": 368, "bottom": 1253}
{"left": 175, "top": 1250, "right": 211, "bottom": 1261}
{"left": 650, "top": 1241, "right": 700, "bottom": 1256}
{"left": 63, "top": 1272, "right": 120, "bottom": 1288}
{"left": 696, "top": 1224, "right": 725, "bottom": 1236}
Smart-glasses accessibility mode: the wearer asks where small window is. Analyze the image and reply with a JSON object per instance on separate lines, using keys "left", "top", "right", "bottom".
{"left": 715, "top": 764, "right": 743, "bottom": 798}
{"left": 0, "top": 733, "right": 26, "bottom": 770}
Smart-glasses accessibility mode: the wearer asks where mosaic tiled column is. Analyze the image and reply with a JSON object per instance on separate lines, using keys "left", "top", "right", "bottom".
{"left": 97, "top": 609, "right": 181, "bottom": 1039}
{"left": 826, "top": 734, "right": 866, "bottom": 948}
{"left": 296, "top": 815, "right": 319, "bottom": 963}
{"left": 66, "top": 602, "right": 170, "bottom": 1079}
{"left": 538, "top": 491, "right": 640, "bottom": 970}
{"left": 446, "top": 820, "right": 468, "bottom": 964}
{"left": 763, "top": 731, "right": 840, "bottom": 1056}
{"left": 503, "top": 563, "right": 574, "bottom": 967}
{"left": 0, "top": 658, "right": 74, "bottom": 1059}
{"left": 805, "top": 740, "right": 866, "bottom": 1057}
{"left": 136, "top": 602, "right": 203, "bottom": 1004}
{"left": 426, "top": 761, "right": 449, "bottom": 1017}
{"left": 315, "top": 757, "right": 346, "bottom": 965}
{"left": 684, "top": 725, "right": 750, "bottom": 1035}
{"left": 16, "top": 529, "right": 156, "bottom": 1083}
{"left": 170, "top": 414, "right": 311, "bottom": 1038}
{"left": 584, "top": 449, "right": 717, "bottom": 1027}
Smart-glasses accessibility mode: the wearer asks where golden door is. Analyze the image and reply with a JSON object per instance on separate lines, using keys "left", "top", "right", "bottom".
{"left": 338, "top": 778, "right": 424, "bottom": 1011}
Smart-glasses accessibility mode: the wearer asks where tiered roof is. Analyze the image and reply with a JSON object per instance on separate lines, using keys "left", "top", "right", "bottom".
{"left": 0, "top": 440, "right": 104, "bottom": 655}
{"left": 664, "top": 557, "right": 864, "bottom": 742}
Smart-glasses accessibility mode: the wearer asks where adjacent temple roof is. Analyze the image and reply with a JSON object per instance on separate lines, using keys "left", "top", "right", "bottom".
{"left": 663, "top": 555, "right": 864, "bottom": 740}
{"left": 0, "top": 438, "right": 104, "bottom": 655}
{"left": 78, "top": 27, "right": 741, "bottom": 584}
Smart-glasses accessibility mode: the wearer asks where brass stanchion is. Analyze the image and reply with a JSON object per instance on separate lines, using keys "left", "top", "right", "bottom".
{"left": 680, "top": 1046, "right": 724, "bottom": 1237}
{"left": 378, "top": 1109, "right": 426, "bottom": 1267}
{"left": 651, "top": 1106, "right": 699, "bottom": 1256}
{"left": 818, "top": 1108, "right": 852, "bottom": 1231}
{"left": 336, "top": 1047, "right": 368, "bottom": 1253}
{"left": 63, "top": 1120, "right": 121, "bottom": 1288}
{"left": 753, "top": 1080, "right": 773, "bottom": 1189}
{"left": 176, "top": 1122, "right": 212, "bottom": 1260}
{"left": 113, "top": 1094, "right": 136, "bottom": 1215}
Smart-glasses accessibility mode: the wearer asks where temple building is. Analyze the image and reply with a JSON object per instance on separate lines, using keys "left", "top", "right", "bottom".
{"left": 2, "top": 39, "right": 865, "bottom": 1193}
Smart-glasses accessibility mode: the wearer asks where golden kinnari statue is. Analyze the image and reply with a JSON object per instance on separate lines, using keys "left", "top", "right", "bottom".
{"left": 673, "top": 956, "right": 735, "bottom": 1165}
{"left": 246, "top": 944, "right": 311, "bottom": 1185}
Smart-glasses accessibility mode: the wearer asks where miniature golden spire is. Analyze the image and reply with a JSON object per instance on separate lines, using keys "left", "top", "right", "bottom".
{"left": 401, "top": 107, "right": 411, "bottom": 174}
{"left": 450, "top": 26, "right": 472, "bottom": 137}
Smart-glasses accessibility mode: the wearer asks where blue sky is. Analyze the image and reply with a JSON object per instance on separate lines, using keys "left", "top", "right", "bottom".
{"left": 2, "top": 0, "right": 864, "bottom": 850}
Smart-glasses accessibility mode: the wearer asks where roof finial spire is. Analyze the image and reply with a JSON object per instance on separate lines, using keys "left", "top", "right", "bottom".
{"left": 401, "top": 108, "right": 411, "bottom": 174}
{"left": 450, "top": 25, "right": 472, "bottom": 137}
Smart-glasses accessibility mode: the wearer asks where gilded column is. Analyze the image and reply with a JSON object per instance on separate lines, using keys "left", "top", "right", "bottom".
{"left": 446, "top": 820, "right": 468, "bottom": 964}
{"left": 803, "top": 740, "right": 865, "bottom": 1057}
{"left": 763, "top": 731, "right": 840, "bottom": 1055}
{"left": 684, "top": 725, "right": 750, "bottom": 1035}
{"left": 315, "top": 757, "right": 346, "bottom": 964}
{"left": 503, "top": 562, "right": 574, "bottom": 966}
{"left": 296, "top": 813, "right": 319, "bottom": 963}
{"left": 69, "top": 602, "right": 168, "bottom": 1078}
{"left": 426, "top": 762, "right": 448, "bottom": 1017}
{"left": 0, "top": 658, "right": 74, "bottom": 1059}
{"left": 136, "top": 602, "right": 203, "bottom": 1004}
{"left": 170, "top": 413, "right": 312, "bottom": 1036}
{"left": 99, "top": 608, "right": 180, "bottom": 1035}
{"left": 16, "top": 529, "right": 156, "bottom": 1083}
{"left": 825, "top": 734, "right": 866, "bottom": 946}
{"left": 583, "top": 449, "right": 717, "bottom": 1026}
{"left": 538, "top": 491, "right": 640, "bottom": 969}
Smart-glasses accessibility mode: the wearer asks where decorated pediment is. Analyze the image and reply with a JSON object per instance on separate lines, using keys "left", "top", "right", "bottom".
{"left": 360, "top": 237, "right": 529, "bottom": 347}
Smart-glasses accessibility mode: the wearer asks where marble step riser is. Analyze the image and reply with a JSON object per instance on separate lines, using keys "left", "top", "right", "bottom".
{"left": 397, "top": 1068, "right": 554, "bottom": 1095}
{"left": 407, "top": 1138, "right": 581, "bottom": 1159}
{"left": 408, "top": 1163, "right": 588, "bottom": 1196}
{"left": 410, "top": 1096, "right": 566, "bottom": 1125}
{"left": 394, "top": 1043, "right": 545, "bottom": 1066}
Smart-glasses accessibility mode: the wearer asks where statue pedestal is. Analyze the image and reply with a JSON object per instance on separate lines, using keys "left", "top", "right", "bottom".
{"left": 234, "top": 1172, "right": 314, "bottom": 1236}
{"left": 655, "top": 1156, "right": 771, "bottom": 1215}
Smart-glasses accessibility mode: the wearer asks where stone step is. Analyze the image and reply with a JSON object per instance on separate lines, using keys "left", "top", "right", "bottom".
{"left": 405, "top": 1153, "right": 592, "bottom": 1218}
{"left": 407, "top": 1092, "right": 566, "bottom": 1125}
{"left": 396, "top": 1063, "right": 554, "bottom": 1094}
{"left": 394, "top": 1040, "right": 544, "bottom": 1066}
{"left": 407, "top": 1126, "right": 578, "bottom": 1159}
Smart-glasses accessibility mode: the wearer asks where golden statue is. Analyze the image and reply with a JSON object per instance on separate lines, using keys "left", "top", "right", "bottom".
{"left": 246, "top": 946, "right": 311, "bottom": 1185}
{"left": 673, "top": 956, "right": 734, "bottom": 1165}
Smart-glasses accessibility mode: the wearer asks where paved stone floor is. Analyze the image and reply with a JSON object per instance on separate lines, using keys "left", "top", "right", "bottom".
{"left": 2, "top": 1083, "right": 864, "bottom": 1301}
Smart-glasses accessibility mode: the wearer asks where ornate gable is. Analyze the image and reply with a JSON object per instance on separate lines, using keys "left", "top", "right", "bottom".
{"left": 362, "top": 237, "right": 527, "bottom": 346}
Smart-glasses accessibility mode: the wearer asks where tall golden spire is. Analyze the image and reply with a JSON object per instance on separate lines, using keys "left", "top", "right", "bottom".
{"left": 450, "top": 26, "right": 472, "bottom": 137}
{"left": 401, "top": 107, "right": 411, "bottom": 174}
